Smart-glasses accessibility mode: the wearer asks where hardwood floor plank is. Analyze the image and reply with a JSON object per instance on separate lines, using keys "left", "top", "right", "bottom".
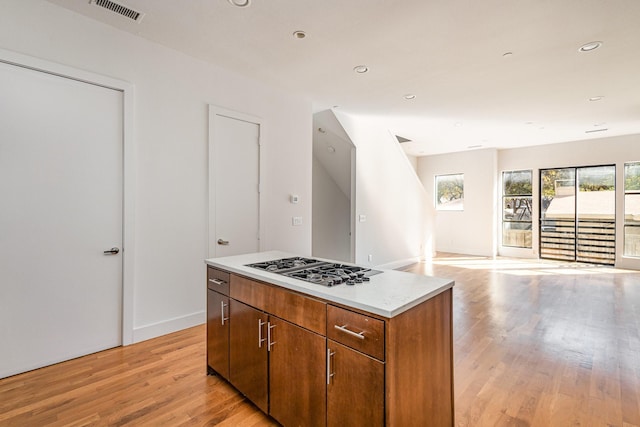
{"left": 1, "top": 253, "right": 638, "bottom": 426}
{"left": 401, "top": 254, "right": 640, "bottom": 427}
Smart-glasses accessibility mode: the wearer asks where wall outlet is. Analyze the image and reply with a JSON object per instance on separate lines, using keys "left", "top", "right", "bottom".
{"left": 292, "top": 216, "right": 303, "bottom": 226}
{"left": 359, "top": 214, "right": 367, "bottom": 222}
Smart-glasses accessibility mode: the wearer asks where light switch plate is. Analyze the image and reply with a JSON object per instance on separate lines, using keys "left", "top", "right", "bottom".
{"left": 292, "top": 216, "right": 303, "bottom": 226}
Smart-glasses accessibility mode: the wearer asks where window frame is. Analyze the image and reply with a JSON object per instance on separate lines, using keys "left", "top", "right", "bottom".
{"left": 435, "top": 173, "right": 464, "bottom": 211}
{"left": 502, "top": 169, "right": 533, "bottom": 248}
{"left": 624, "top": 161, "right": 640, "bottom": 258}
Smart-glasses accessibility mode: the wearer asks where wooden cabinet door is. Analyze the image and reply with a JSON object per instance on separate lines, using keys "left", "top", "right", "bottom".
{"left": 327, "top": 340, "right": 384, "bottom": 427}
{"left": 207, "top": 290, "right": 229, "bottom": 379}
{"left": 229, "top": 300, "right": 268, "bottom": 413}
{"left": 269, "top": 318, "right": 326, "bottom": 427}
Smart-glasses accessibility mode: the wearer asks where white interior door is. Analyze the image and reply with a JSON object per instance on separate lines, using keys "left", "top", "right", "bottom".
{"left": 209, "top": 108, "right": 260, "bottom": 257}
{"left": 0, "top": 61, "right": 123, "bottom": 379}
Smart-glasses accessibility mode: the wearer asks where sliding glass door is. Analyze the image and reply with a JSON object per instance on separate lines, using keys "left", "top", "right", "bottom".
{"left": 576, "top": 166, "right": 616, "bottom": 264}
{"left": 540, "top": 165, "right": 615, "bottom": 265}
{"left": 540, "top": 168, "right": 576, "bottom": 261}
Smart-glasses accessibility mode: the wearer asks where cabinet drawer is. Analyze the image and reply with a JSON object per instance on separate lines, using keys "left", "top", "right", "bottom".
{"left": 207, "top": 267, "right": 230, "bottom": 295}
{"left": 327, "top": 305, "right": 384, "bottom": 361}
{"left": 230, "top": 275, "right": 326, "bottom": 335}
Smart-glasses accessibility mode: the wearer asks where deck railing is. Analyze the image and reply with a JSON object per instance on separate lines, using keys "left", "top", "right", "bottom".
{"left": 540, "top": 218, "right": 615, "bottom": 265}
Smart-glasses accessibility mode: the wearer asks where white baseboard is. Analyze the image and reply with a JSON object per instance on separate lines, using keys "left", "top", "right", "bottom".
{"left": 376, "top": 256, "right": 423, "bottom": 270}
{"left": 132, "top": 310, "right": 206, "bottom": 344}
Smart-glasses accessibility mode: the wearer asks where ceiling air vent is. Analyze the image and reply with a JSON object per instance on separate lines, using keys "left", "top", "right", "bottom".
{"left": 395, "top": 135, "right": 412, "bottom": 143}
{"left": 90, "top": 0, "right": 144, "bottom": 23}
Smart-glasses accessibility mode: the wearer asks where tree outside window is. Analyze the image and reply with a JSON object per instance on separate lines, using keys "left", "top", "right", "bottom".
{"left": 435, "top": 174, "right": 464, "bottom": 211}
{"left": 624, "top": 162, "right": 640, "bottom": 257}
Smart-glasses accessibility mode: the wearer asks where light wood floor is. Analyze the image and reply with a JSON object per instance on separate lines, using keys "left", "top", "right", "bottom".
{"left": 1, "top": 254, "right": 639, "bottom": 426}
{"left": 402, "top": 255, "right": 640, "bottom": 427}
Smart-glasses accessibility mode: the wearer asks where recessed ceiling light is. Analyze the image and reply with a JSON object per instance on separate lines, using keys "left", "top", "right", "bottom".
{"left": 292, "top": 30, "right": 306, "bottom": 39}
{"left": 525, "top": 121, "right": 534, "bottom": 125}
{"left": 353, "top": 65, "right": 369, "bottom": 74}
{"left": 585, "top": 128, "right": 608, "bottom": 133}
{"left": 578, "top": 41, "right": 602, "bottom": 52}
{"left": 454, "top": 122, "right": 462, "bottom": 127}
{"left": 467, "top": 145, "right": 483, "bottom": 149}
{"left": 228, "top": 0, "right": 251, "bottom": 6}
{"left": 589, "top": 96, "right": 604, "bottom": 101}
{"left": 403, "top": 94, "right": 416, "bottom": 100}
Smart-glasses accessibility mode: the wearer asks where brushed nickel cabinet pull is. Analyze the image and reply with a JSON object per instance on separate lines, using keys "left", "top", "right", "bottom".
{"left": 220, "top": 301, "right": 229, "bottom": 325}
{"left": 267, "top": 322, "right": 276, "bottom": 351}
{"left": 258, "top": 319, "right": 267, "bottom": 348}
{"left": 334, "top": 324, "right": 365, "bottom": 340}
{"left": 327, "top": 348, "right": 336, "bottom": 385}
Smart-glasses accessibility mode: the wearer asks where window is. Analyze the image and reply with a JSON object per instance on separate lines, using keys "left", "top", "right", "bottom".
{"left": 435, "top": 174, "right": 464, "bottom": 211}
{"left": 624, "top": 162, "right": 640, "bottom": 257}
{"left": 502, "top": 170, "right": 532, "bottom": 248}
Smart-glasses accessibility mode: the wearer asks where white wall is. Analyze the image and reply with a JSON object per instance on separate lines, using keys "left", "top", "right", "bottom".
{"left": 334, "top": 111, "right": 435, "bottom": 268}
{"left": 312, "top": 157, "right": 351, "bottom": 262}
{"left": 416, "top": 134, "right": 640, "bottom": 270}
{"left": 406, "top": 154, "right": 419, "bottom": 173}
{"left": 418, "top": 149, "right": 498, "bottom": 256}
{"left": 312, "top": 110, "right": 356, "bottom": 263}
{"left": 499, "top": 134, "right": 640, "bottom": 269}
{"left": 0, "top": 0, "right": 312, "bottom": 341}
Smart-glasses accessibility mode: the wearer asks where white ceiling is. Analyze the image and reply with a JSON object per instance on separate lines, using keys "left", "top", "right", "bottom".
{"left": 48, "top": 0, "right": 640, "bottom": 156}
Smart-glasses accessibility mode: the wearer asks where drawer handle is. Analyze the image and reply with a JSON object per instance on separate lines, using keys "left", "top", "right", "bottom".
{"left": 334, "top": 324, "right": 365, "bottom": 340}
{"left": 209, "top": 278, "right": 226, "bottom": 286}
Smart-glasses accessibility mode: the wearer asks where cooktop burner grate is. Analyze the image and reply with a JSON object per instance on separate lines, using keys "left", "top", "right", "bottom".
{"left": 245, "top": 257, "right": 324, "bottom": 273}
{"left": 245, "top": 258, "right": 381, "bottom": 286}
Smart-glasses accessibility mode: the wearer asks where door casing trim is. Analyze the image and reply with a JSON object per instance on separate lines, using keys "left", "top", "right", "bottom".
{"left": 208, "top": 105, "right": 264, "bottom": 258}
{"left": 0, "top": 48, "right": 136, "bottom": 345}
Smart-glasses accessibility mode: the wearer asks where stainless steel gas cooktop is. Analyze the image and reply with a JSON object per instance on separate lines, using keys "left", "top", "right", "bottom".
{"left": 245, "top": 257, "right": 382, "bottom": 287}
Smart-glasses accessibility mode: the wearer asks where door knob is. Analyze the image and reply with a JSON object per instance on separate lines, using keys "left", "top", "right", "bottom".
{"left": 103, "top": 247, "right": 120, "bottom": 255}
{"left": 217, "top": 239, "right": 229, "bottom": 246}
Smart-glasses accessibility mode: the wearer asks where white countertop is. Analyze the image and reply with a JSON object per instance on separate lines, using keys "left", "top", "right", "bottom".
{"left": 205, "top": 251, "right": 454, "bottom": 318}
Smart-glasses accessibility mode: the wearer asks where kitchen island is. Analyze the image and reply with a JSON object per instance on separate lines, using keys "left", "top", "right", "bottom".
{"left": 205, "top": 251, "right": 454, "bottom": 426}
